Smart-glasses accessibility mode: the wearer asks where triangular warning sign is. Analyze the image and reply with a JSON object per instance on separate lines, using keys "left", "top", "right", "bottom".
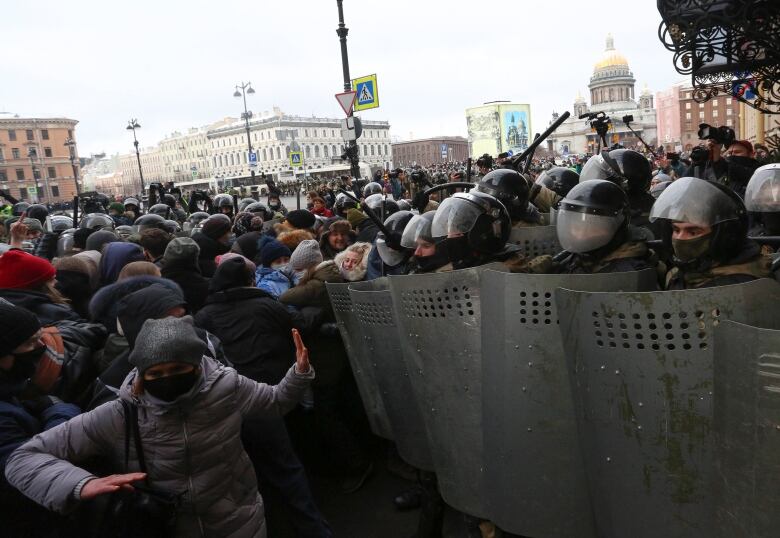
{"left": 335, "top": 91, "right": 356, "bottom": 116}
{"left": 358, "top": 83, "right": 373, "bottom": 103}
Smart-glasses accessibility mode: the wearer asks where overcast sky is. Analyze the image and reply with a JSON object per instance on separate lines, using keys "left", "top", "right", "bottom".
{"left": 3, "top": 0, "right": 685, "bottom": 157}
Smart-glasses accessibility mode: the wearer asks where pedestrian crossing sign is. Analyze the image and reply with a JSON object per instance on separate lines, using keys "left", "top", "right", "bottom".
{"left": 290, "top": 151, "right": 303, "bottom": 168}
{"left": 352, "top": 74, "right": 379, "bottom": 111}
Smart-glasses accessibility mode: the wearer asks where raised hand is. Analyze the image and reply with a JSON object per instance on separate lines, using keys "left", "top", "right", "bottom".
{"left": 10, "top": 211, "right": 28, "bottom": 247}
{"left": 79, "top": 472, "right": 147, "bottom": 500}
{"left": 292, "top": 328, "right": 310, "bottom": 374}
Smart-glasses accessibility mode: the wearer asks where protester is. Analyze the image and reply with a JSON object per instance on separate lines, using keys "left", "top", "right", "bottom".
{"left": 117, "top": 260, "right": 162, "bottom": 280}
{"left": 333, "top": 242, "right": 371, "bottom": 282}
{"left": 160, "top": 237, "right": 210, "bottom": 313}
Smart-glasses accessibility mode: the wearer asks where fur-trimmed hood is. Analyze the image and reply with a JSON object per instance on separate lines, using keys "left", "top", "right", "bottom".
{"left": 333, "top": 242, "right": 372, "bottom": 282}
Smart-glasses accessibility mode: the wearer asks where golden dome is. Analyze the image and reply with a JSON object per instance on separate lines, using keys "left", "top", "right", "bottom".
{"left": 594, "top": 34, "right": 628, "bottom": 70}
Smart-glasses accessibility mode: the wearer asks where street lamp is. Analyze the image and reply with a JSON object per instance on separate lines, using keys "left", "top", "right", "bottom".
{"left": 234, "top": 82, "right": 256, "bottom": 184}
{"left": 63, "top": 137, "right": 82, "bottom": 197}
{"left": 126, "top": 119, "right": 145, "bottom": 196}
{"left": 335, "top": 0, "right": 361, "bottom": 180}
{"left": 27, "top": 146, "right": 49, "bottom": 204}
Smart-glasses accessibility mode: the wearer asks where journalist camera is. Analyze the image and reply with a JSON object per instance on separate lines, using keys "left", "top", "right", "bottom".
{"left": 685, "top": 123, "right": 758, "bottom": 198}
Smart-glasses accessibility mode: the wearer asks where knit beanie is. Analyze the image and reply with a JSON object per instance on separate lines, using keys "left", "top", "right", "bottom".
{"left": 209, "top": 256, "right": 255, "bottom": 293}
{"left": 201, "top": 216, "right": 232, "bottom": 240}
{"left": 0, "top": 250, "right": 56, "bottom": 289}
{"left": 109, "top": 202, "right": 125, "bottom": 214}
{"left": 22, "top": 218, "right": 43, "bottom": 233}
{"left": 285, "top": 209, "right": 316, "bottom": 230}
{"left": 163, "top": 237, "right": 200, "bottom": 267}
{"left": 0, "top": 301, "right": 41, "bottom": 357}
{"left": 290, "top": 239, "right": 323, "bottom": 271}
{"left": 128, "top": 316, "right": 205, "bottom": 375}
{"left": 85, "top": 230, "right": 121, "bottom": 252}
{"left": 215, "top": 252, "right": 256, "bottom": 273}
{"left": 347, "top": 208, "right": 366, "bottom": 228}
{"left": 260, "top": 240, "right": 292, "bottom": 268}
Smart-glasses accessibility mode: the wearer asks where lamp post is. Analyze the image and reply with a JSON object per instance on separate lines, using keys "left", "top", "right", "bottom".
{"left": 233, "top": 82, "right": 256, "bottom": 184}
{"left": 336, "top": 0, "right": 361, "bottom": 180}
{"left": 27, "top": 146, "right": 49, "bottom": 204}
{"left": 63, "top": 137, "right": 81, "bottom": 197}
{"left": 126, "top": 119, "right": 145, "bottom": 196}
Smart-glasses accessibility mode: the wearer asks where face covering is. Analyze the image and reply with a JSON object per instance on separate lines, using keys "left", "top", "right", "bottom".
{"left": 415, "top": 244, "right": 450, "bottom": 273}
{"left": 144, "top": 370, "right": 200, "bottom": 402}
{"left": 443, "top": 235, "right": 473, "bottom": 265}
{"left": 672, "top": 234, "right": 712, "bottom": 263}
{"left": 5, "top": 345, "right": 46, "bottom": 382}
{"left": 271, "top": 262, "right": 288, "bottom": 271}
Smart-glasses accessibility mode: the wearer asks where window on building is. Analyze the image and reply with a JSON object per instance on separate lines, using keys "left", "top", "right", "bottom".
{"left": 213, "top": 157, "right": 217, "bottom": 167}
{"left": 384, "top": 145, "right": 389, "bottom": 155}
{"left": 26, "top": 130, "right": 34, "bottom": 141}
{"left": 12, "top": 148, "right": 20, "bottom": 159}
{"left": 685, "top": 102, "right": 691, "bottom": 109}
{"left": 712, "top": 109, "right": 718, "bottom": 117}
{"left": 262, "top": 149, "right": 267, "bottom": 161}
{"left": 331, "top": 129, "right": 335, "bottom": 137}
{"left": 230, "top": 154, "right": 235, "bottom": 165}
{"left": 48, "top": 167, "right": 56, "bottom": 178}
{"left": 727, "top": 108, "right": 733, "bottom": 116}
{"left": 8, "top": 129, "right": 16, "bottom": 141}
{"left": 315, "top": 146, "right": 320, "bottom": 158}
{"left": 726, "top": 119, "right": 733, "bottom": 126}
{"left": 0, "top": 170, "right": 6, "bottom": 181}
{"left": 41, "top": 129, "right": 49, "bottom": 140}
{"left": 686, "top": 92, "right": 691, "bottom": 99}
{"left": 16, "top": 169, "right": 24, "bottom": 180}
{"left": 285, "top": 145, "right": 291, "bottom": 157}
{"left": 304, "top": 129, "right": 309, "bottom": 137}
{"left": 699, "top": 102, "right": 705, "bottom": 108}
{"left": 699, "top": 111, "right": 705, "bottom": 119}
{"left": 44, "top": 147, "right": 52, "bottom": 157}
{"left": 305, "top": 146, "right": 311, "bottom": 158}
{"left": 19, "top": 188, "right": 27, "bottom": 200}
{"left": 276, "top": 147, "right": 281, "bottom": 159}
{"left": 51, "top": 186, "right": 59, "bottom": 197}
{"left": 685, "top": 112, "right": 691, "bottom": 120}
{"left": 370, "top": 145, "right": 375, "bottom": 156}
{"left": 67, "top": 129, "right": 72, "bottom": 139}
{"left": 332, "top": 145, "right": 338, "bottom": 157}
{"left": 324, "top": 145, "right": 329, "bottom": 158}
{"left": 242, "top": 153, "right": 247, "bottom": 164}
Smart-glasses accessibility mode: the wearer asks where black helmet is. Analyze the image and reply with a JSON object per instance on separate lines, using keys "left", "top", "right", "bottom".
{"left": 12, "top": 202, "right": 30, "bottom": 217}
{"left": 173, "top": 208, "right": 187, "bottom": 223}
{"left": 162, "top": 193, "right": 177, "bottom": 209}
{"left": 26, "top": 204, "right": 49, "bottom": 223}
{"left": 580, "top": 149, "right": 651, "bottom": 194}
{"left": 79, "top": 213, "right": 115, "bottom": 231}
{"left": 650, "top": 177, "right": 748, "bottom": 263}
{"left": 397, "top": 199, "right": 412, "bottom": 211}
{"left": 162, "top": 220, "right": 182, "bottom": 234}
{"left": 362, "top": 182, "right": 383, "bottom": 197}
{"left": 187, "top": 211, "right": 210, "bottom": 226}
{"left": 401, "top": 210, "right": 438, "bottom": 248}
{"left": 45, "top": 214, "right": 74, "bottom": 233}
{"left": 148, "top": 203, "right": 172, "bottom": 218}
{"left": 133, "top": 213, "right": 167, "bottom": 232}
{"left": 650, "top": 181, "right": 672, "bottom": 199}
{"left": 376, "top": 210, "right": 414, "bottom": 266}
{"left": 745, "top": 163, "right": 780, "bottom": 213}
{"left": 115, "top": 225, "right": 133, "bottom": 239}
{"left": 476, "top": 169, "right": 531, "bottom": 221}
{"left": 537, "top": 167, "right": 580, "bottom": 198}
{"left": 244, "top": 202, "right": 272, "bottom": 220}
{"left": 363, "top": 194, "right": 399, "bottom": 217}
{"left": 334, "top": 192, "right": 358, "bottom": 217}
{"left": 56, "top": 229, "right": 76, "bottom": 257}
{"left": 123, "top": 197, "right": 140, "bottom": 209}
{"left": 214, "top": 194, "right": 233, "bottom": 209}
{"left": 556, "top": 180, "right": 629, "bottom": 254}
{"left": 431, "top": 191, "right": 511, "bottom": 254}
{"left": 238, "top": 198, "right": 257, "bottom": 212}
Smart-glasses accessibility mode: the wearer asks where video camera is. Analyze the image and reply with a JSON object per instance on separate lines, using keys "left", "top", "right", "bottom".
{"left": 697, "top": 123, "right": 736, "bottom": 148}
{"left": 580, "top": 111, "right": 612, "bottom": 147}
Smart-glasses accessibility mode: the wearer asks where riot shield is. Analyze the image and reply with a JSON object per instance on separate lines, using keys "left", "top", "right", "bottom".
{"left": 349, "top": 284, "right": 434, "bottom": 471}
{"left": 713, "top": 320, "right": 780, "bottom": 538}
{"left": 481, "top": 268, "right": 657, "bottom": 538}
{"left": 508, "top": 225, "right": 561, "bottom": 257}
{"left": 556, "top": 279, "right": 780, "bottom": 538}
{"left": 388, "top": 263, "right": 506, "bottom": 518}
{"left": 326, "top": 281, "right": 394, "bottom": 440}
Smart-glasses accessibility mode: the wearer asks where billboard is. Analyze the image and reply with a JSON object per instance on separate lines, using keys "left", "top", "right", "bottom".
{"left": 466, "top": 102, "right": 532, "bottom": 157}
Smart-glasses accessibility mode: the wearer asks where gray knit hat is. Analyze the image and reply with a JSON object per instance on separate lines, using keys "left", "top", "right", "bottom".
{"left": 163, "top": 237, "right": 200, "bottom": 266}
{"left": 290, "top": 239, "right": 323, "bottom": 271}
{"left": 128, "top": 316, "right": 206, "bottom": 374}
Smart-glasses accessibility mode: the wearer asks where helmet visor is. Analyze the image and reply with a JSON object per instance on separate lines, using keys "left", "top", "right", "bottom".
{"left": 431, "top": 197, "right": 483, "bottom": 238}
{"left": 401, "top": 214, "right": 434, "bottom": 248}
{"left": 556, "top": 208, "right": 624, "bottom": 254}
{"left": 580, "top": 154, "right": 617, "bottom": 182}
{"left": 649, "top": 177, "right": 739, "bottom": 226}
{"left": 376, "top": 236, "right": 407, "bottom": 267}
{"left": 744, "top": 166, "right": 780, "bottom": 212}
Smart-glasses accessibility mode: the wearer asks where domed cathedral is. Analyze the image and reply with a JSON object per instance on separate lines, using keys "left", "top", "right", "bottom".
{"left": 548, "top": 34, "right": 658, "bottom": 156}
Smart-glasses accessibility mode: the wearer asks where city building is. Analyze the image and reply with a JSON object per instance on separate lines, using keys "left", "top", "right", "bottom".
{"left": 119, "top": 146, "right": 163, "bottom": 197}
{"left": 465, "top": 102, "right": 532, "bottom": 157}
{"left": 157, "top": 124, "right": 221, "bottom": 184}
{"left": 678, "top": 86, "right": 740, "bottom": 152}
{"left": 391, "top": 136, "right": 469, "bottom": 167}
{"left": 547, "top": 35, "right": 658, "bottom": 156}
{"left": 655, "top": 84, "right": 683, "bottom": 151}
{"left": 0, "top": 113, "right": 80, "bottom": 204}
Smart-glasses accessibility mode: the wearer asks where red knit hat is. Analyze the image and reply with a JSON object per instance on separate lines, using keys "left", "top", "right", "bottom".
{"left": 0, "top": 249, "right": 57, "bottom": 289}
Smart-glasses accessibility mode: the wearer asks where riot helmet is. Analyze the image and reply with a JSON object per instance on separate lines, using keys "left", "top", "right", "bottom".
{"left": 650, "top": 181, "right": 672, "bottom": 199}
{"left": 334, "top": 192, "right": 358, "bottom": 217}
{"left": 402, "top": 211, "right": 449, "bottom": 272}
{"left": 238, "top": 198, "right": 257, "bottom": 212}
{"left": 45, "top": 214, "right": 74, "bottom": 233}
{"left": 745, "top": 163, "right": 780, "bottom": 234}
{"left": 396, "top": 199, "right": 412, "bottom": 212}
{"left": 56, "top": 229, "right": 76, "bottom": 257}
{"left": 650, "top": 177, "right": 748, "bottom": 263}
{"left": 26, "top": 204, "right": 49, "bottom": 224}
{"left": 580, "top": 149, "right": 652, "bottom": 194}
{"left": 133, "top": 213, "right": 167, "bottom": 232}
{"left": 123, "top": 197, "right": 140, "bottom": 211}
{"left": 79, "top": 213, "right": 115, "bottom": 231}
{"left": 364, "top": 193, "right": 399, "bottom": 217}
{"left": 148, "top": 203, "right": 172, "bottom": 219}
{"left": 173, "top": 208, "right": 187, "bottom": 223}
{"left": 83, "top": 193, "right": 109, "bottom": 214}
{"left": 376, "top": 210, "right": 414, "bottom": 267}
{"left": 214, "top": 194, "right": 234, "bottom": 215}
{"left": 431, "top": 191, "right": 511, "bottom": 254}
{"left": 653, "top": 172, "right": 672, "bottom": 183}
{"left": 268, "top": 193, "right": 282, "bottom": 211}
{"left": 362, "top": 182, "right": 383, "bottom": 198}
{"left": 162, "top": 219, "right": 181, "bottom": 234}
{"left": 556, "top": 180, "right": 629, "bottom": 254}
{"left": 187, "top": 211, "right": 210, "bottom": 227}
{"left": 244, "top": 202, "right": 272, "bottom": 221}
{"left": 476, "top": 168, "right": 531, "bottom": 221}
{"left": 401, "top": 210, "right": 439, "bottom": 248}
{"left": 12, "top": 202, "right": 30, "bottom": 217}
{"left": 115, "top": 225, "right": 134, "bottom": 240}
{"left": 162, "top": 193, "right": 177, "bottom": 209}
{"left": 536, "top": 167, "right": 580, "bottom": 198}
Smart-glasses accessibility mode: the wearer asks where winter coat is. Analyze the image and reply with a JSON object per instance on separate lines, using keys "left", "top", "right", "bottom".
{"left": 49, "top": 320, "right": 108, "bottom": 406}
{"left": 0, "top": 288, "right": 81, "bottom": 325}
{"left": 161, "top": 265, "right": 210, "bottom": 313}
{"left": 254, "top": 266, "right": 294, "bottom": 299}
{"left": 5, "top": 357, "right": 315, "bottom": 538}
{"left": 665, "top": 240, "right": 777, "bottom": 290}
{"left": 99, "top": 242, "right": 144, "bottom": 286}
{"left": 191, "top": 231, "right": 231, "bottom": 278}
{"left": 355, "top": 219, "right": 380, "bottom": 244}
{"left": 88, "top": 276, "right": 183, "bottom": 332}
{"left": 279, "top": 261, "right": 343, "bottom": 311}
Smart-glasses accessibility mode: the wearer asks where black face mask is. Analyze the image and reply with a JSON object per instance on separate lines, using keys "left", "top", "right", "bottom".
{"left": 726, "top": 156, "right": 758, "bottom": 184}
{"left": 6, "top": 345, "right": 46, "bottom": 382}
{"left": 443, "top": 235, "right": 473, "bottom": 265}
{"left": 144, "top": 370, "right": 200, "bottom": 402}
{"left": 415, "top": 243, "right": 450, "bottom": 273}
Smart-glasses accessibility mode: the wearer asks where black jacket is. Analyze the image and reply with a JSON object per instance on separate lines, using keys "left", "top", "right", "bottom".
{"left": 0, "top": 289, "right": 81, "bottom": 325}
{"left": 161, "top": 264, "right": 210, "bottom": 313}
{"left": 665, "top": 240, "right": 773, "bottom": 289}
{"left": 355, "top": 219, "right": 380, "bottom": 244}
{"left": 88, "top": 276, "right": 184, "bottom": 332}
{"left": 191, "top": 232, "right": 230, "bottom": 277}
{"left": 195, "top": 287, "right": 304, "bottom": 384}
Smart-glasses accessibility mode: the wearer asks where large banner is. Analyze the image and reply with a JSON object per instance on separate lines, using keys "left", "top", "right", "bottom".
{"left": 466, "top": 102, "right": 532, "bottom": 157}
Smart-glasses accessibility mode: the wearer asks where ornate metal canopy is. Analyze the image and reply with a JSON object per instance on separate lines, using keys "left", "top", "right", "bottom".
{"left": 658, "top": 0, "right": 780, "bottom": 113}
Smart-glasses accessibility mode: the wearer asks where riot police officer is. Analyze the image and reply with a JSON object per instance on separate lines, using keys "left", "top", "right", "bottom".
{"left": 365, "top": 211, "right": 414, "bottom": 279}
{"left": 333, "top": 192, "right": 358, "bottom": 218}
{"left": 536, "top": 166, "right": 579, "bottom": 199}
{"left": 362, "top": 181, "right": 383, "bottom": 199}
{"left": 476, "top": 169, "right": 543, "bottom": 228}
{"left": 213, "top": 194, "right": 234, "bottom": 218}
{"left": 745, "top": 163, "right": 780, "bottom": 237}
{"left": 184, "top": 211, "right": 210, "bottom": 236}
{"left": 545, "top": 180, "right": 659, "bottom": 275}
{"left": 123, "top": 197, "right": 142, "bottom": 220}
{"left": 148, "top": 203, "right": 173, "bottom": 220}
{"left": 401, "top": 211, "right": 449, "bottom": 273}
{"left": 79, "top": 213, "right": 115, "bottom": 231}
{"left": 650, "top": 176, "right": 777, "bottom": 289}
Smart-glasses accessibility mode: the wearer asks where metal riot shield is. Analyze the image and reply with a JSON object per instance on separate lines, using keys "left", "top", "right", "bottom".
{"left": 713, "top": 320, "right": 780, "bottom": 538}
{"left": 349, "top": 284, "right": 434, "bottom": 471}
{"left": 556, "top": 279, "right": 780, "bottom": 538}
{"left": 388, "top": 263, "right": 507, "bottom": 518}
{"left": 325, "top": 281, "right": 393, "bottom": 440}
{"left": 481, "top": 268, "right": 657, "bottom": 538}
{"left": 508, "top": 225, "right": 561, "bottom": 257}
